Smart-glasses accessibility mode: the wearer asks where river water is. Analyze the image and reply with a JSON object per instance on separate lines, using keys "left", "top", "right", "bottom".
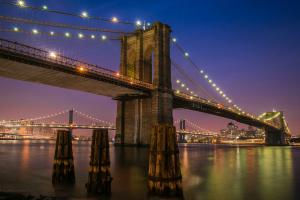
{"left": 0, "top": 140, "right": 299, "bottom": 200}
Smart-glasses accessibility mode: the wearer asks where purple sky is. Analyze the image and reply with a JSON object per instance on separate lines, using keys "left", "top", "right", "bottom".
{"left": 0, "top": 0, "right": 299, "bottom": 134}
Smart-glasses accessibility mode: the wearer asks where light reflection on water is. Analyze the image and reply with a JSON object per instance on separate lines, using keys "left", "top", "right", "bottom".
{"left": 0, "top": 140, "right": 299, "bottom": 200}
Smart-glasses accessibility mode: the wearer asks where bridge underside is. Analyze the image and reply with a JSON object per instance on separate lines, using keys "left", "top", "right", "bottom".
{"left": 0, "top": 52, "right": 149, "bottom": 98}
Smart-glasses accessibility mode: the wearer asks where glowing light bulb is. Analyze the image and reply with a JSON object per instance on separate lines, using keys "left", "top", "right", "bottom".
{"left": 216, "top": 87, "right": 220, "bottom": 91}
{"left": 172, "top": 38, "right": 177, "bottom": 42}
{"left": 176, "top": 80, "right": 180, "bottom": 83}
{"left": 136, "top": 20, "right": 142, "bottom": 26}
{"left": 208, "top": 79, "right": 212, "bottom": 83}
{"left": 184, "top": 52, "right": 189, "bottom": 57}
{"left": 13, "top": 27, "right": 19, "bottom": 32}
{"left": 101, "top": 35, "right": 107, "bottom": 40}
{"left": 49, "top": 51, "right": 57, "bottom": 58}
{"left": 78, "top": 33, "right": 84, "bottom": 38}
{"left": 212, "top": 83, "right": 216, "bottom": 87}
{"left": 181, "top": 83, "right": 185, "bottom": 87}
{"left": 50, "top": 31, "right": 55, "bottom": 35}
{"left": 204, "top": 75, "right": 208, "bottom": 79}
{"left": 32, "top": 29, "right": 39, "bottom": 34}
{"left": 112, "top": 17, "right": 118, "bottom": 23}
{"left": 65, "top": 32, "right": 70, "bottom": 37}
{"left": 42, "top": 5, "right": 48, "bottom": 10}
{"left": 17, "top": 0, "right": 25, "bottom": 7}
{"left": 81, "top": 11, "right": 88, "bottom": 18}
{"left": 200, "top": 70, "right": 204, "bottom": 74}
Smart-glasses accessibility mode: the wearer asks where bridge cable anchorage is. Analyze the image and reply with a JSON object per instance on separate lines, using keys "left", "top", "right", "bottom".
{"left": 172, "top": 60, "right": 220, "bottom": 103}
{"left": 1, "top": 1, "right": 135, "bottom": 25}
{"left": 0, "top": 15, "right": 131, "bottom": 35}
{"left": 73, "top": 109, "right": 115, "bottom": 127}
{"left": 0, "top": 28, "right": 120, "bottom": 41}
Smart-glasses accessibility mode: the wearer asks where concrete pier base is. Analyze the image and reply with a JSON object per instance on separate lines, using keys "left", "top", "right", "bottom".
{"left": 148, "top": 124, "right": 183, "bottom": 197}
{"left": 86, "top": 129, "right": 112, "bottom": 195}
{"left": 52, "top": 130, "right": 75, "bottom": 185}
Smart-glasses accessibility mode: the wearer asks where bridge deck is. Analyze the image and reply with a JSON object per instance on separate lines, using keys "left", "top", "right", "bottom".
{"left": 0, "top": 39, "right": 152, "bottom": 97}
{"left": 173, "top": 93, "right": 279, "bottom": 132}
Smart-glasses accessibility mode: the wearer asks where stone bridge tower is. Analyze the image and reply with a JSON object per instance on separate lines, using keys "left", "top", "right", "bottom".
{"left": 263, "top": 111, "right": 290, "bottom": 145}
{"left": 115, "top": 22, "right": 173, "bottom": 145}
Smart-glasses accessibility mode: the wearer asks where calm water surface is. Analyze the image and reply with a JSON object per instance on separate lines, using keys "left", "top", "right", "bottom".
{"left": 0, "top": 140, "right": 299, "bottom": 200}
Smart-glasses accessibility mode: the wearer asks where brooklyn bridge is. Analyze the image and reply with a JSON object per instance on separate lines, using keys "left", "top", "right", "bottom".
{"left": 0, "top": 0, "right": 293, "bottom": 198}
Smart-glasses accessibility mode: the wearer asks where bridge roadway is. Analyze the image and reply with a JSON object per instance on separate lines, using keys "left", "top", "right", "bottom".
{"left": 0, "top": 38, "right": 152, "bottom": 97}
{"left": 0, "top": 38, "right": 280, "bottom": 133}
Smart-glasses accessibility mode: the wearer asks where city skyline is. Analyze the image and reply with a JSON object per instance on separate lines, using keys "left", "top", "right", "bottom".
{"left": 0, "top": 0, "right": 299, "bottom": 134}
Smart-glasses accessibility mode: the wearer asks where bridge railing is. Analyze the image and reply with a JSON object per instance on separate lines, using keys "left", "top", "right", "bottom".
{"left": 174, "top": 92, "right": 277, "bottom": 129}
{"left": 0, "top": 38, "right": 153, "bottom": 90}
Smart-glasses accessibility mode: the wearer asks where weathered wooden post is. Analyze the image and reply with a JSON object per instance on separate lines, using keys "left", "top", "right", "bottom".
{"left": 86, "top": 129, "right": 112, "bottom": 194}
{"left": 52, "top": 130, "right": 75, "bottom": 185}
{"left": 148, "top": 124, "right": 183, "bottom": 197}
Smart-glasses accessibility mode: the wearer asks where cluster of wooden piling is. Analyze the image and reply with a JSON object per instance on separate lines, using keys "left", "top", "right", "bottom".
{"left": 148, "top": 124, "right": 183, "bottom": 197}
{"left": 52, "top": 124, "right": 182, "bottom": 197}
{"left": 86, "top": 129, "right": 112, "bottom": 194}
{"left": 52, "top": 130, "right": 75, "bottom": 185}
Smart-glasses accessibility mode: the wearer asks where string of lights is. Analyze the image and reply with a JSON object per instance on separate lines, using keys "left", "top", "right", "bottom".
{"left": 1, "top": 0, "right": 141, "bottom": 25}
{"left": 0, "top": 28, "right": 119, "bottom": 41}
{"left": 0, "top": 109, "right": 70, "bottom": 123}
{"left": 172, "top": 61, "right": 219, "bottom": 102}
{"left": 74, "top": 109, "right": 114, "bottom": 126}
{"left": 171, "top": 36, "right": 246, "bottom": 113}
{"left": 0, "top": 15, "right": 129, "bottom": 34}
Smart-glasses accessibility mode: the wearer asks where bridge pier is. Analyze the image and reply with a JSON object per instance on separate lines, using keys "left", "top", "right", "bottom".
{"left": 265, "top": 130, "right": 289, "bottom": 145}
{"left": 52, "top": 130, "right": 75, "bottom": 185}
{"left": 148, "top": 124, "right": 183, "bottom": 197}
{"left": 86, "top": 129, "right": 112, "bottom": 194}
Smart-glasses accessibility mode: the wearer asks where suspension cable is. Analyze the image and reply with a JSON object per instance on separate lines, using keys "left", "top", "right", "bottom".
{"left": 0, "top": 1, "right": 135, "bottom": 25}
{"left": 0, "top": 15, "right": 130, "bottom": 34}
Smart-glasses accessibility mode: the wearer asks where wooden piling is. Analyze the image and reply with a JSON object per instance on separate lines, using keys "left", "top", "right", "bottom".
{"left": 52, "top": 130, "right": 75, "bottom": 185}
{"left": 148, "top": 124, "right": 183, "bottom": 197}
{"left": 86, "top": 129, "right": 112, "bottom": 194}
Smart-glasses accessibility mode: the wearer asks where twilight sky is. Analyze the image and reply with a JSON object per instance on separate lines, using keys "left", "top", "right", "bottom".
{"left": 0, "top": 0, "right": 299, "bottom": 134}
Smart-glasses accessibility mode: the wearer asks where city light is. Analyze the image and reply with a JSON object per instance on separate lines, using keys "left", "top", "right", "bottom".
{"left": 50, "top": 31, "right": 55, "bottom": 36}
{"left": 181, "top": 83, "right": 185, "bottom": 87}
{"left": 42, "top": 5, "right": 48, "bottom": 10}
{"left": 172, "top": 38, "right": 177, "bottom": 42}
{"left": 204, "top": 75, "right": 208, "bottom": 79}
{"left": 136, "top": 20, "right": 142, "bottom": 26}
{"left": 90, "top": 34, "right": 95, "bottom": 39}
{"left": 176, "top": 79, "right": 180, "bottom": 83}
{"left": 116, "top": 72, "right": 120, "bottom": 76}
{"left": 13, "top": 27, "right": 19, "bottom": 32}
{"left": 184, "top": 52, "right": 189, "bottom": 57}
{"left": 81, "top": 11, "right": 88, "bottom": 18}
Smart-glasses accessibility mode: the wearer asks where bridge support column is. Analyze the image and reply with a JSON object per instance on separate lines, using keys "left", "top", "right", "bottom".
{"left": 265, "top": 130, "right": 289, "bottom": 145}
{"left": 86, "top": 129, "right": 112, "bottom": 194}
{"left": 52, "top": 130, "right": 75, "bottom": 185}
